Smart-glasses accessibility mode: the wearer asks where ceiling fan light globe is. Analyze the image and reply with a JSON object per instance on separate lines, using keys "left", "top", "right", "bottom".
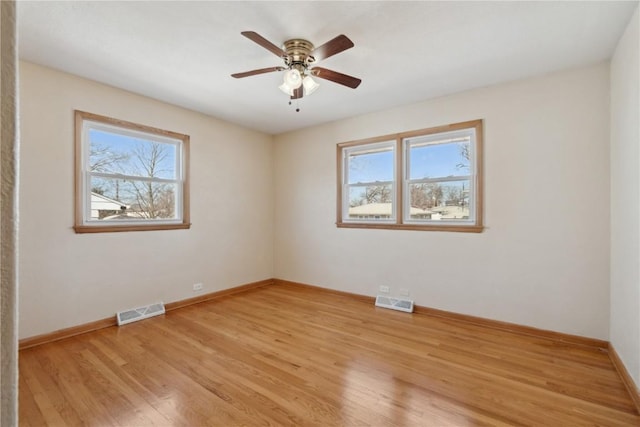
{"left": 302, "top": 76, "right": 320, "bottom": 96}
{"left": 283, "top": 69, "right": 302, "bottom": 88}
{"left": 278, "top": 83, "right": 294, "bottom": 96}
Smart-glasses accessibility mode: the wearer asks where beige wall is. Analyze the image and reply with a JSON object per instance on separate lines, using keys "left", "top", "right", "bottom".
{"left": 274, "top": 63, "right": 611, "bottom": 339}
{"left": 19, "top": 58, "right": 617, "bottom": 343}
{"left": 18, "top": 62, "right": 275, "bottom": 338}
{"left": 610, "top": 6, "right": 640, "bottom": 386}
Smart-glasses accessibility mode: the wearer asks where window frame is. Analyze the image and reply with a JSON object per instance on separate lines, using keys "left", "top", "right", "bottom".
{"left": 342, "top": 139, "right": 397, "bottom": 224}
{"left": 336, "top": 119, "right": 483, "bottom": 232}
{"left": 74, "top": 110, "right": 191, "bottom": 233}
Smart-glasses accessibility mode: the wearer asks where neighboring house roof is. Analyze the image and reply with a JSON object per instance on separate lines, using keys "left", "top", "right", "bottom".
{"left": 90, "top": 192, "right": 129, "bottom": 210}
{"left": 349, "top": 203, "right": 391, "bottom": 215}
{"left": 430, "top": 205, "right": 470, "bottom": 218}
{"left": 348, "top": 202, "right": 469, "bottom": 218}
{"left": 102, "top": 212, "right": 148, "bottom": 220}
{"left": 348, "top": 203, "right": 430, "bottom": 216}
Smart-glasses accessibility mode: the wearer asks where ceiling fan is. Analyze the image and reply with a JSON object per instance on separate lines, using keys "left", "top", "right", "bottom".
{"left": 231, "top": 31, "right": 362, "bottom": 103}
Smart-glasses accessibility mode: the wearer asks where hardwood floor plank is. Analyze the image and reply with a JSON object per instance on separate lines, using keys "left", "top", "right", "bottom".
{"left": 20, "top": 284, "right": 640, "bottom": 426}
{"left": 220, "top": 290, "right": 635, "bottom": 414}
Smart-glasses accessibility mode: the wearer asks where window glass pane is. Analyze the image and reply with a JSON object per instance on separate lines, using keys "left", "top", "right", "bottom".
{"left": 347, "top": 146, "right": 393, "bottom": 184}
{"left": 90, "top": 176, "right": 177, "bottom": 220}
{"left": 89, "top": 129, "right": 177, "bottom": 179}
{"left": 347, "top": 184, "right": 393, "bottom": 220}
{"left": 409, "top": 140, "right": 470, "bottom": 180}
{"left": 408, "top": 180, "right": 470, "bottom": 220}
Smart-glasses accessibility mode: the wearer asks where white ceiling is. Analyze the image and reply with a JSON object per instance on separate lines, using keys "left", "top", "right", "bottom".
{"left": 17, "top": 1, "right": 638, "bottom": 135}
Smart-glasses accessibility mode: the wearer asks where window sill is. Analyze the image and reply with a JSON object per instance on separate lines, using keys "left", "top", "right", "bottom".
{"left": 336, "top": 222, "right": 483, "bottom": 233}
{"left": 74, "top": 223, "right": 191, "bottom": 234}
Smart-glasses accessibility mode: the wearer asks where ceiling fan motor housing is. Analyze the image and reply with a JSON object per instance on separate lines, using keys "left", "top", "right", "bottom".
{"left": 283, "top": 39, "right": 315, "bottom": 70}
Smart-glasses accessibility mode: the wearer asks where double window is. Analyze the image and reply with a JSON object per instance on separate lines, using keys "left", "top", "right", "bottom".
{"left": 337, "top": 120, "right": 483, "bottom": 232}
{"left": 74, "top": 111, "right": 190, "bottom": 233}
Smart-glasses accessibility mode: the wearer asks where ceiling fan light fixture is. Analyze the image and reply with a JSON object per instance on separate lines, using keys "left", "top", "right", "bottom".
{"left": 283, "top": 68, "right": 302, "bottom": 89}
{"left": 278, "top": 82, "right": 294, "bottom": 96}
{"left": 232, "top": 32, "right": 361, "bottom": 104}
{"left": 302, "top": 75, "right": 319, "bottom": 95}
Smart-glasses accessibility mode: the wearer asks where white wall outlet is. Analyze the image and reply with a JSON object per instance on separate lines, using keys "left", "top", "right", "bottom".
{"left": 379, "top": 285, "right": 390, "bottom": 294}
{"left": 193, "top": 283, "right": 203, "bottom": 292}
{"left": 399, "top": 288, "right": 410, "bottom": 296}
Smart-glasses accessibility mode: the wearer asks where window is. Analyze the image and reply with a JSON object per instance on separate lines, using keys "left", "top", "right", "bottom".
{"left": 337, "top": 120, "right": 483, "bottom": 232}
{"left": 74, "top": 110, "right": 190, "bottom": 233}
{"left": 343, "top": 140, "right": 396, "bottom": 222}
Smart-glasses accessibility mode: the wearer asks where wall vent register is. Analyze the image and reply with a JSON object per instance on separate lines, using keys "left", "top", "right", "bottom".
{"left": 375, "top": 295, "right": 414, "bottom": 313}
{"left": 117, "top": 302, "right": 165, "bottom": 326}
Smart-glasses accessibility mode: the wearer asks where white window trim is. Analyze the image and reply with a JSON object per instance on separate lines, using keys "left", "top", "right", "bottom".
{"left": 342, "top": 140, "right": 397, "bottom": 224}
{"left": 402, "top": 128, "right": 477, "bottom": 226}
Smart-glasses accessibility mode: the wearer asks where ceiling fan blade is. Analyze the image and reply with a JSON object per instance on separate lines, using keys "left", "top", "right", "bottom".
{"left": 311, "top": 35, "right": 354, "bottom": 62}
{"left": 311, "top": 67, "right": 361, "bottom": 89}
{"left": 241, "top": 31, "right": 286, "bottom": 58}
{"left": 231, "top": 66, "right": 285, "bottom": 79}
{"left": 291, "top": 86, "right": 303, "bottom": 100}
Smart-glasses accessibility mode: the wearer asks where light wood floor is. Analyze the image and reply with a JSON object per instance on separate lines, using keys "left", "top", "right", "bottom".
{"left": 20, "top": 283, "right": 640, "bottom": 426}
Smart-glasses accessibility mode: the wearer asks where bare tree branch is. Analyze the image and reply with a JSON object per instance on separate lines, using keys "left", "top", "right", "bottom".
{"left": 90, "top": 143, "right": 130, "bottom": 172}
{"left": 90, "top": 138, "right": 177, "bottom": 220}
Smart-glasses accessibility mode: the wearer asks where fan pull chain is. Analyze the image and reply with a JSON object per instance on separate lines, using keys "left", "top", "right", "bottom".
{"left": 287, "top": 99, "right": 301, "bottom": 112}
